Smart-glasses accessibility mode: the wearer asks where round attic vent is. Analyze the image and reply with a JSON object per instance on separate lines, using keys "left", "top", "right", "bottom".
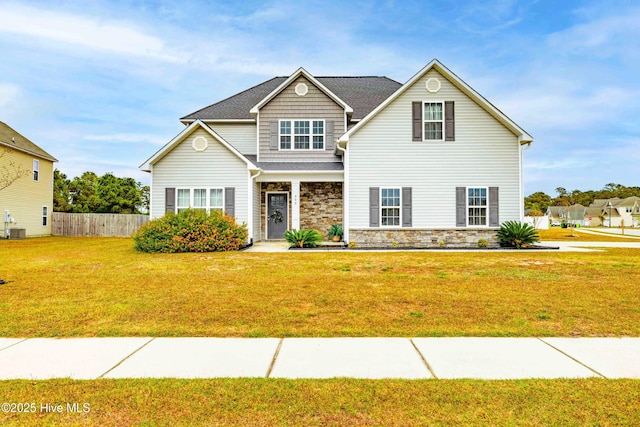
{"left": 425, "top": 77, "right": 441, "bottom": 93}
{"left": 192, "top": 136, "right": 208, "bottom": 152}
{"left": 295, "top": 83, "right": 308, "bottom": 96}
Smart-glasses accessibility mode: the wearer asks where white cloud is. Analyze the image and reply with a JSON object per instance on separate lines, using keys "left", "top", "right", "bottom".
{"left": 85, "top": 133, "right": 167, "bottom": 146}
{"left": 0, "top": 4, "right": 188, "bottom": 63}
{"left": 0, "top": 83, "right": 20, "bottom": 108}
{"left": 547, "top": 8, "right": 640, "bottom": 58}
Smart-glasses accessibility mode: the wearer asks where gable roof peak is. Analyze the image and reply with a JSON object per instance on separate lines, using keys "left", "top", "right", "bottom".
{"left": 249, "top": 67, "right": 354, "bottom": 115}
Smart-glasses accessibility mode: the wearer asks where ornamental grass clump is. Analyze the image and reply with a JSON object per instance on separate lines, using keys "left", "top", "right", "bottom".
{"left": 133, "top": 209, "right": 248, "bottom": 253}
{"left": 284, "top": 228, "right": 323, "bottom": 248}
{"left": 496, "top": 220, "right": 540, "bottom": 249}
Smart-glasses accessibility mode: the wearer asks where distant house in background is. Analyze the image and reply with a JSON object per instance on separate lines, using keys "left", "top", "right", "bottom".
{"left": 547, "top": 197, "right": 640, "bottom": 228}
{"left": 546, "top": 204, "right": 586, "bottom": 226}
{"left": 0, "top": 122, "right": 57, "bottom": 237}
{"left": 590, "top": 197, "right": 640, "bottom": 227}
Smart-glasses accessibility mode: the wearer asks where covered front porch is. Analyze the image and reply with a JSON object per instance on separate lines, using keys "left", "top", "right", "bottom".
{"left": 256, "top": 180, "right": 343, "bottom": 241}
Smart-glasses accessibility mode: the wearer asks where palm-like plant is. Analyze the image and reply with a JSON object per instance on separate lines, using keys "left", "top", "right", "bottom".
{"left": 496, "top": 221, "right": 540, "bottom": 249}
{"left": 284, "top": 229, "right": 323, "bottom": 248}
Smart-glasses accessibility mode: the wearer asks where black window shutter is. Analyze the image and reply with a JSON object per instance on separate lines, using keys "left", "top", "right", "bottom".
{"left": 325, "top": 120, "right": 334, "bottom": 150}
{"left": 456, "top": 187, "right": 466, "bottom": 227}
{"left": 165, "top": 188, "right": 175, "bottom": 214}
{"left": 412, "top": 102, "right": 422, "bottom": 141}
{"left": 225, "top": 187, "right": 235, "bottom": 217}
{"left": 489, "top": 187, "right": 499, "bottom": 227}
{"left": 270, "top": 121, "right": 279, "bottom": 150}
{"left": 402, "top": 187, "right": 412, "bottom": 227}
{"left": 445, "top": 101, "right": 455, "bottom": 141}
{"left": 369, "top": 187, "right": 380, "bottom": 227}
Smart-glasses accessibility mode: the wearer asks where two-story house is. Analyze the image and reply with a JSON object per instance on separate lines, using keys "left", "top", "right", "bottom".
{"left": 1, "top": 122, "right": 57, "bottom": 238}
{"left": 140, "top": 59, "right": 533, "bottom": 247}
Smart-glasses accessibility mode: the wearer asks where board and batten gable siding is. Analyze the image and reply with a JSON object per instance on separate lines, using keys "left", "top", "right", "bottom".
{"left": 207, "top": 122, "right": 256, "bottom": 155}
{"left": 0, "top": 150, "right": 54, "bottom": 237}
{"left": 348, "top": 68, "right": 521, "bottom": 229}
{"left": 258, "top": 76, "right": 344, "bottom": 162}
{"left": 150, "top": 128, "right": 249, "bottom": 224}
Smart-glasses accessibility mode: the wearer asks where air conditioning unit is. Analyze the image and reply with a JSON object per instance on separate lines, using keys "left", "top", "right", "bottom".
{"left": 8, "top": 228, "right": 26, "bottom": 240}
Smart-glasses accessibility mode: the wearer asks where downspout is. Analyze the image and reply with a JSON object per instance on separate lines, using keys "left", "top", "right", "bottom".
{"left": 248, "top": 168, "right": 262, "bottom": 245}
{"left": 335, "top": 141, "right": 348, "bottom": 245}
{"left": 519, "top": 141, "right": 532, "bottom": 221}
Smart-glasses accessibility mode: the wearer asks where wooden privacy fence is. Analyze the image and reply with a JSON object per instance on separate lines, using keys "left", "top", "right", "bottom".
{"left": 52, "top": 213, "right": 149, "bottom": 237}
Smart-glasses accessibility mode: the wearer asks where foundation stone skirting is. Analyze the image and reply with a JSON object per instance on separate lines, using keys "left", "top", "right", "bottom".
{"left": 349, "top": 228, "right": 499, "bottom": 248}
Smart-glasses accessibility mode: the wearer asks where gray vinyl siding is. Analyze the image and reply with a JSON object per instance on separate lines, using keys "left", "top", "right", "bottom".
{"left": 207, "top": 123, "right": 256, "bottom": 155}
{"left": 150, "top": 128, "right": 249, "bottom": 226}
{"left": 258, "top": 76, "right": 344, "bottom": 162}
{"left": 348, "top": 69, "right": 521, "bottom": 229}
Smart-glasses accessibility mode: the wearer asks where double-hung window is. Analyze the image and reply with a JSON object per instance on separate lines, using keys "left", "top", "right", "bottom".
{"left": 209, "top": 189, "right": 224, "bottom": 213}
{"left": 177, "top": 189, "right": 191, "bottom": 213}
{"left": 467, "top": 187, "right": 488, "bottom": 226}
{"left": 279, "top": 119, "right": 324, "bottom": 150}
{"left": 423, "top": 102, "right": 443, "bottom": 140}
{"left": 33, "top": 159, "right": 39, "bottom": 181}
{"left": 381, "top": 188, "right": 401, "bottom": 226}
{"left": 42, "top": 206, "right": 48, "bottom": 226}
{"left": 176, "top": 188, "right": 224, "bottom": 214}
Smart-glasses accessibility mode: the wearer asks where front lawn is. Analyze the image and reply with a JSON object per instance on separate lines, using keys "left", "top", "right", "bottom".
{"left": 1, "top": 237, "right": 639, "bottom": 337}
{"left": 1, "top": 378, "right": 639, "bottom": 426}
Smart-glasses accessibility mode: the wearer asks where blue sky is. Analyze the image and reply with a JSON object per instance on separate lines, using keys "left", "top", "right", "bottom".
{"left": 0, "top": 0, "right": 638, "bottom": 196}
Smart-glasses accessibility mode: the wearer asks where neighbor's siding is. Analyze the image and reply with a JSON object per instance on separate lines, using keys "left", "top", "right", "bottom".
{"left": 0, "top": 150, "right": 53, "bottom": 237}
{"left": 258, "top": 76, "right": 343, "bottom": 162}
{"left": 150, "top": 128, "right": 249, "bottom": 225}
{"left": 348, "top": 68, "right": 521, "bottom": 229}
{"left": 207, "top": 122, "right": 256, "bottom": 155}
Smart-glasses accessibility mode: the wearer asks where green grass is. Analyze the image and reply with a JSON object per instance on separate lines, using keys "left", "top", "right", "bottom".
{"left": 538, "top": 227, "right": 640, "bottom": 242}
{"left": 2, "top": 237, "right": 639, "bottom": 425}
{"left": 1, "top": 237, "right": 640, "bottom": 337}
{"left": 1, "top": 378, "right": 639, "bottom": 426}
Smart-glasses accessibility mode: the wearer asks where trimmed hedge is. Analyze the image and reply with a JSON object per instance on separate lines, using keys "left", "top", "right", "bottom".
{"left": 133, "top": 209, "right": 248, "bottom": 253}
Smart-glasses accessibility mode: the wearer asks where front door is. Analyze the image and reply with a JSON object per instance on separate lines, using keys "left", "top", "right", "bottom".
{"left": 267, "top": 193, "right": 288, "bottom": 239}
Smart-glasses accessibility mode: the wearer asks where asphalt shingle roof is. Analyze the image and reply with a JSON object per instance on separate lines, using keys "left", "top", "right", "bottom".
{"left": 181, "top": 76, "right": 402, "bottom": 122}
{"left": 0, "top": 122, "right": 57, "bottom": 162}
{"left": 243, "top": 155, "right": 343, "bottom": 171}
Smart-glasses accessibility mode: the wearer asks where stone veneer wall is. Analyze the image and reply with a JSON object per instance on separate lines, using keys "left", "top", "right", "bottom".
{"left": 349, "top": 228, "right": 499, "bottom": 248}
{"left": 300, "top": 182, "right": 343, "bottom": 237}
{"left": 260, "top": 182, "right": 291, "bottom": 240}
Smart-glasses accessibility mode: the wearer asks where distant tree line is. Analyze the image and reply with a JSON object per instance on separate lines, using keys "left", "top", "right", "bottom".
{"left": 525, "top": 183, "right": 640, "bottom": 214}
{"left": 54, "top": 169, "right": 149, "bottom": 214}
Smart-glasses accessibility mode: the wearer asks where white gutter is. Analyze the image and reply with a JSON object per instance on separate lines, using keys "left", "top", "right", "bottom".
{"left": 335, "top": 141, "right": 349, "bottom": 243}
{"left": 519, "top": 141, "right": 532, "bottom": 221}
{"left": 248, "top": 168, "right": 263, "bottom": 242}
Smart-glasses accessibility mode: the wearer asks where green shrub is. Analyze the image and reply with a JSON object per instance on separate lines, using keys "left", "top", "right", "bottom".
{"left": 284, "top": 228, "right": 323, "bottom": 248}
{"left": 133, "top": 209, "right": 248, "bottom": 253}
{"left": 496, "top": 221, "right": 540, "bottom": 249}
{"left": 477, "top": 238, "right": 489, "bottom": 248}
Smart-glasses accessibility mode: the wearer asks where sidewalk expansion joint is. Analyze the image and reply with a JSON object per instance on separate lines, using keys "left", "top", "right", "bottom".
{"left": 265, "top": 338, "right": 283, "bottom": 378}
{"left": 410, "top": 338, "right": 438, "bottom": 379}
{"left": 0, "top": 338, "right": 29, "bottom": 352}
{"left": 97, "top": 337, "right": 156, "bottom": 379}
{"left": 537, "top": 337, "right": 607, "bottom": 378}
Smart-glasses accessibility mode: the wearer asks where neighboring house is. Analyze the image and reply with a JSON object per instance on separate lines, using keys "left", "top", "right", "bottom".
{"left": 140, "top": 59, "right": 533, "bottom": 247}
{"left": 546, "top": 204, "right": 586, "bottom": 226}
{"left": 0, "top": 122, "right": 57, "bottom": 237}
{"left": 589, "top": 197, "right": 640, "bottom": 227}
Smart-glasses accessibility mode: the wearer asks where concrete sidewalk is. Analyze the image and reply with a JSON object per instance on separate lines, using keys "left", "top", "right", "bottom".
{"left": 1, "top": 337, "right": 639, "bottom": 380}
